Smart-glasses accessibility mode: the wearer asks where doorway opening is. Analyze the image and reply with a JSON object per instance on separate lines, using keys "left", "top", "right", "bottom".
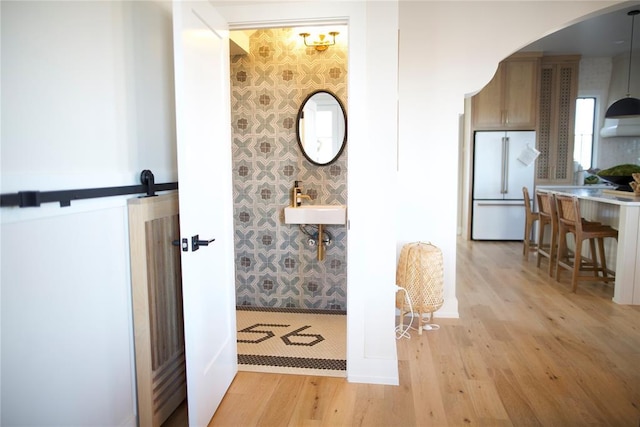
{"left": 228, "top": 25, "right": 349, "bottom": 377}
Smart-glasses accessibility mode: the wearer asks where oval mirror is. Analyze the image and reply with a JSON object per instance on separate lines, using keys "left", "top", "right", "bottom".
{"left": 296, "top": 90, "right": 347, "bottom": 166}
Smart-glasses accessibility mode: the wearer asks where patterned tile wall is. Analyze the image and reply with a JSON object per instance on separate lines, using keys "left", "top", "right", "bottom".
{"left": 230, "top": 28, "right": 348, "bottom": 311}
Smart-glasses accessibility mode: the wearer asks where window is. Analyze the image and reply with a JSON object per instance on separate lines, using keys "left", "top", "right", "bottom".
{"left": 574, "top": 97, "right": 596, "bottom": 170}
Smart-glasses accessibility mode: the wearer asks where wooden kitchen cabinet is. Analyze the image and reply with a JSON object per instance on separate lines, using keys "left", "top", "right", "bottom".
{"left": 472, "top": 53, "right": 541, "bottom": 130}
{"left": 535, "top": 56, "right": 580, "bottom": 185}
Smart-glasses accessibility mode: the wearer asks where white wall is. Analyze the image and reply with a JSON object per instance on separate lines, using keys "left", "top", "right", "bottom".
{"left": 346, "top": 1, "right": 400, "bottom": 384}
{"left": 397, "top": 0, "right": 624, "bottom": 319}
{"left": 1, "top": 204, "right": 135, "bottom": 426}
{"left": 1, "top": 1, "right": 176, "bottom": 425}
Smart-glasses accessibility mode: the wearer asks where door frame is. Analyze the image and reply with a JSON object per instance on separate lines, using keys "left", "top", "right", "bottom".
{"left": 210, "top": 0, "right": 401, "bottom": 386}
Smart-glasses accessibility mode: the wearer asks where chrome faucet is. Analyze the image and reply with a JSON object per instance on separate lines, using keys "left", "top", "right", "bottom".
{"left": 291, "top": 181, "right": 311, "bottom": 207}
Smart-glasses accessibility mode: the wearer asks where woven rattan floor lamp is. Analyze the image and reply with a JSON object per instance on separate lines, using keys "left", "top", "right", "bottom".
{"left": 396, "top": 242, "right": 444, "bottom": 335}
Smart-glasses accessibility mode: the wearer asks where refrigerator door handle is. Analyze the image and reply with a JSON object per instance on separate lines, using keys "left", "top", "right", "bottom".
{"left": 503, "top": 137, "right": 510, "bottom": 194}
{"left": 475, "top": 201, "right": 525, "bottom": 206}
{"left": 500, "top": 137, "right": 507, "bottom": 194}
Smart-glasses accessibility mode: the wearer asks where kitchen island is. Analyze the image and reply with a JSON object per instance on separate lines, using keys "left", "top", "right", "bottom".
{"left": 537, "top": 185, "right": 640, "bottom": 305}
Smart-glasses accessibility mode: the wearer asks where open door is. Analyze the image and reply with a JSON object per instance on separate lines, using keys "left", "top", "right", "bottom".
{"left": 172, "top": 1, "right": 237, "bottom": 425}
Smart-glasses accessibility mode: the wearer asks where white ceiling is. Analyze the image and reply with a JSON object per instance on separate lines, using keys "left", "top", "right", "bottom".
{"left": 520, "top": 4, "right": 640, "bottom": 57}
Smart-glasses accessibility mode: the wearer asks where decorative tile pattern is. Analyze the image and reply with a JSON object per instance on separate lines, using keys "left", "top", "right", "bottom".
{"left": 237, "top": 354, "right": 346, "bottom": 371}
{"left": 230, "top": 28, "right": 348, "bottom": 310}
{"left": 236, "top": 308, "right": 347, "bottom": 376}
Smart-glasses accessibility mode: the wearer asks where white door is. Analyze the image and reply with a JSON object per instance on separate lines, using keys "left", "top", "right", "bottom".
{"left": 172, "top": 1, "right": 237, "bottom": 425}
{"left": 473, "top": 131, "right": 505, "bottom": 200}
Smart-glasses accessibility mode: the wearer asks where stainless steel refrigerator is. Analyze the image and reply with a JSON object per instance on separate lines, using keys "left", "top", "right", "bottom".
{"left": 472, "top": 131, "right": 536, "bottom": 240}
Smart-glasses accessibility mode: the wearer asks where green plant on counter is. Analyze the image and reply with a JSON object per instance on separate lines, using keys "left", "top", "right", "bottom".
{"left": 584, "top": 175, "right": 599, "bottom": 184}
{"left": 597, "top": 164, "right": 640, "bottom": 176}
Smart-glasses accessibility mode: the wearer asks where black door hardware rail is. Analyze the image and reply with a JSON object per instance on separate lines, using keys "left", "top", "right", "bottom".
{"left": 0, "top": 170, "right": 177, "bottom": 208}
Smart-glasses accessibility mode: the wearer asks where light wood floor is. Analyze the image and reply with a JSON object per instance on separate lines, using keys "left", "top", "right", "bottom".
{"left": 167, "top": 240, "right": 640, "bottom": 426}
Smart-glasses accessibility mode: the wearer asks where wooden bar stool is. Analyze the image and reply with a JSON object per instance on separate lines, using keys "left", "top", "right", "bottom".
{"left": 522, "top": 187, "right": 539, "bottom": 259}
{"left": 554, "top": 194, "right": 618, "bottom": 292}
{"left": 535, "top": 190, "right": 557, "bottom": 276}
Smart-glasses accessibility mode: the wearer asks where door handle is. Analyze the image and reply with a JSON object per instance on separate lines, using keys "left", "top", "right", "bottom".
{"left": 172, "top": 238, "right": 189, "bottom": 252}
{"left": 503, "top": 137, "right": 510, "bottom": 194}
{"left": 192, "top": 234, "right": 215, "bottom": 252}
{"left": 476, "top": 202, "right": 525, "bottom": 207}
{"left": 500, "top": 137, "right": 507, "bottom": 194}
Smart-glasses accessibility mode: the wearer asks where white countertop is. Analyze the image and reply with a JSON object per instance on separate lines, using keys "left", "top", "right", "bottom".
{"left": 537, "top": 185, "right": 640, "bottom": 207}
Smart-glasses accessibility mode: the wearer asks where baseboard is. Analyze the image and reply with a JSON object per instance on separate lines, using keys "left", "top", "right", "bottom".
{"left": 347, "top": 357, "right": 399, "bottom": 385}
{"left": 347, "top": 373, "right": 399, "bottom": 386}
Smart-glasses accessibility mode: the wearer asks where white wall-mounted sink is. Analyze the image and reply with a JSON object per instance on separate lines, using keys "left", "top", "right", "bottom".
{"left": 284, "top": 205, "right": 347, "bottom": 225}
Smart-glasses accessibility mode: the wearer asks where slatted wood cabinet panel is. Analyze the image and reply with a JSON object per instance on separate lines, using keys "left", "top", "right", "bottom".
{"left": 536, "top": 56, "right": 580, "bottom": 185}
{"left": 128, "top": 193, "right": 186, "bottom": 427}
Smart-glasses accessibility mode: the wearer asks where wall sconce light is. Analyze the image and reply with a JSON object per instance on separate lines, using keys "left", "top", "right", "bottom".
{"left": 299, "top": 31, "right": 339, "bottom": 52}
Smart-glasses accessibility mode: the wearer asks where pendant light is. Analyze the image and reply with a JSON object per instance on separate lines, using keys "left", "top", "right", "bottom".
{"left": 605, "top": 10, "right": 640, "bottom": 118}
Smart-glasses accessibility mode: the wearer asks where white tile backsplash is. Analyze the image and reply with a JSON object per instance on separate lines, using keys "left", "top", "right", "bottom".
{"left": 598, "top": 137, "right": 640, "bottom": 168}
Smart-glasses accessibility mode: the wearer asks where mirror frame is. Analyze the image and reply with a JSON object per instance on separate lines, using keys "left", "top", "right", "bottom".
{"left": 295, "top": 89, "right": 348, "bottom": 166}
